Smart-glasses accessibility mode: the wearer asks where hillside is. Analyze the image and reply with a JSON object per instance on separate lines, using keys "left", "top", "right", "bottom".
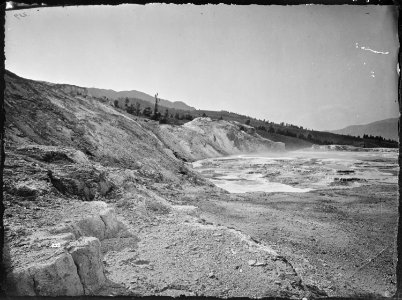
{"left": 4, "top": 70, "right": 185, "bottom": 181}
{"left": 4, "top": 71, "right": 315, "bottom": 298}
{"left": 329, "top": 118, "right": 398, "bottom": 141}
{"left": 37, "top": 76, "right": 397, "bottom": 150}
{"left": 87, "top": 87, "right": 196, "bottom": 111}
{"left": 145, "top": 118, "right": 284, "bottom": 162}
{"left": 6, "top": 69, "right": 397, "bottom": 154}
{"left": 4, "top": 70, "right": 281, "bottom": 162}
{"left": 3, "top": 70, "right": 397, "bottom": 298}
{"left": 160, "top": 110, "right": 398, "bottom": 149}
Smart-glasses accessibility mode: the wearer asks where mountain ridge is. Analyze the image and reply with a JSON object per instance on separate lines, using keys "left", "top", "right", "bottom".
{"left": 86, "top": 87, "right": 196, "bottom": 111}
{"left": 5, "top": 69, "right": 196, "bottom": 111}
{"left": 328, "top": 117, "right": 398, "bottom": 141}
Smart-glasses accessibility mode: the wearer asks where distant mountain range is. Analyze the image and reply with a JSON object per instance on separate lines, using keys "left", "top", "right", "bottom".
{"left": 329, "top": 118, "right": 399, "bottom": 141}
{"left": 87, "top": 88, "right": 196, "bottom": 111}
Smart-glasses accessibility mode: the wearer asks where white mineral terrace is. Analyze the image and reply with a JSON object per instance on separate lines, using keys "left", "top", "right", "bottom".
{"left": 192, "top": 149, "right": 398, "bottom": 194}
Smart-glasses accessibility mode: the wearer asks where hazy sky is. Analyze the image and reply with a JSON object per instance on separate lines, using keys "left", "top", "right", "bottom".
{"left": 5, "top": 4, "right": 399, "bottom": 130}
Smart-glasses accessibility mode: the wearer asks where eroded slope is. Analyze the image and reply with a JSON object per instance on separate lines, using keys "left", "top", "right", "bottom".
{"left": 145, "top": 117, "right": 284, "bottom": 161}
{"left": 3, "top": 71, "right": 316, "bottom": 298}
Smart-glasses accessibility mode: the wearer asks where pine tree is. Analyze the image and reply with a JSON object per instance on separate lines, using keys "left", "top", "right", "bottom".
{"left": 153, "top": 93, "right": 160, "bottom": 120}
{"left": 136, "top": 102, "right": 141, "bottom": 116}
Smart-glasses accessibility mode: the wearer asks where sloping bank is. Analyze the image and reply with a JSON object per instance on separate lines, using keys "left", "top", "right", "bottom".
{"left": 144, "top": 117, "right": 285, "bottom": 162}
{"left": 4, "top": 71, "right": 302, "bottom": 297}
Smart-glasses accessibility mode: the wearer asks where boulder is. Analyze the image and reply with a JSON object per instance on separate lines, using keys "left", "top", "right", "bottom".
{"left": 7, "top": 180, "right": 49, "bottom": 198}
{"left": 99, "top": 208, "right": 130, "bottom": 239}
{"left": 31, "top": 251, "right": 84, "bottom": 296}
{"left": 6, "top": 267, "right": 36, "bottom": 296}
{"left": 8, "top": 251, "right": 84, "bottom": 296}
{"left": 68, "top": 237, "right": 106, "bottom": 295}
{"left": 7, "top": 230, "right": 111, "bottom": 296}
{"left": 49, "top": 204, "right": 131, "bottom": 241}
{"left": 47, "top": 168, "right": 114, "bottom": 201}
{"left": 98, "top": 175, "right": 114, "bottom": 196}
{"left": 75, "top": 215, "right": 106, "bottom": 240}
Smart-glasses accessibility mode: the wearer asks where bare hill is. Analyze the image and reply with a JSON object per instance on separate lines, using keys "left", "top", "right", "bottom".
{"left": 145, "top": 117, "right": 284, "bottom": 161}
{"left": 87, "top": 87, "right": 196, "bottom": 111}
{"left": 164, "top": 110, "right": 397, "bottom": 149}
{"left": 4, "top": 70, "right": 186, "bottom": 181}
{"left": 4, "top": 70, "right": 316, "bottom": 298}
{"left": 329, "top": 118, "right": 398, "bottom": 141}
{"left": 4, "top": 70, "right": 281, "bottom": 162}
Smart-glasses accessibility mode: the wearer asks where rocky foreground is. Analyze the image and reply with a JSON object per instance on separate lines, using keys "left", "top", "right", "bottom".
{"left": 4, "top": 146, "right": 324, "bottom": 298}
{"left": 2, "top": 70, "right": 397, "bottom": 298}
{"left": 3, "top": 71, "right": 312, "bottom": 298}
{"left": 4, "top": 144, "right": 333, "bottom": 298}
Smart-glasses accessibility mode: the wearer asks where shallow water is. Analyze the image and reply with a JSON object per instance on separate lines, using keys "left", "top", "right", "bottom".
{"left": 192, "top": 149, "right": 398, "bottom": 193}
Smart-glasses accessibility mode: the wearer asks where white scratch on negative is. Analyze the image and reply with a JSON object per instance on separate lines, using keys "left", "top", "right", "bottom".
{"left": 361, "top": 46, "right": 389, "bottom": 55}
{"left": 355, "top": 43, "right": 389, "bottom": 55}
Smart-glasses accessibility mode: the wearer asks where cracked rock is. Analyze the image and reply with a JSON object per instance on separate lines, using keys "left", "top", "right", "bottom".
{"left": 7, "top": 251, "right": 84, "bottom": 296}
{"left": 68, "top": 237, "right": 106, "bottom": 295}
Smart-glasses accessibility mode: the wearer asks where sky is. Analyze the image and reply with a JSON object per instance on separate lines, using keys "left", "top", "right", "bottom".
{"left": 5, "top": 4, "right": 399, "bottom": 131}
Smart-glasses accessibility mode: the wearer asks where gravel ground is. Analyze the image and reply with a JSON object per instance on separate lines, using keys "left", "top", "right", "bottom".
{"left": 101, "top": 204, "right": 329, "bottom": 298}
{"left": 3, "top": 146, "right": 398, "bottom": 298}
{"left": 171, "top": 184, "right": 398, "bottom": 298}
